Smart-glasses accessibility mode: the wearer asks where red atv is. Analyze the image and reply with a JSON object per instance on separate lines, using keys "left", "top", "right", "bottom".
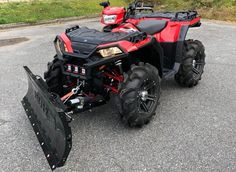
{"left": 100, "top": 0, "right": 205, "bottom": 84}
{"left": 21, "top": 0, "right": 206, "bottom": 170}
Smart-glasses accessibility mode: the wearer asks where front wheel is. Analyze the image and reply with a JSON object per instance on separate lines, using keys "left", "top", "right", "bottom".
{"left": 175, "top": 40, "right": 206, "bottom": 87}
{"left": 44, "top": 56, "right": 64, "bottom": 96}
{"left": 118, "top": 63, "right": 161, "bottom": 128}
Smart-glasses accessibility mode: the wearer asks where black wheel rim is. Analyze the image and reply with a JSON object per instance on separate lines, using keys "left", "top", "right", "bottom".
{"left": 137, "top": 79, "right": 159, "bottom": 113}
{"left": 192, "top": 53, "right": 205, "bottom": 80}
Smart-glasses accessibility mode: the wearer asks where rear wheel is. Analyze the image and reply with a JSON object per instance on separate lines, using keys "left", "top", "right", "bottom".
{"left": 175, "top": 40, "right": 206, "bottom": 87}
{"left": 44, "top": 56, "right": 64, "bottom": 96}
{"left": 118, "top": 63, "right": 161, "bottom": 128}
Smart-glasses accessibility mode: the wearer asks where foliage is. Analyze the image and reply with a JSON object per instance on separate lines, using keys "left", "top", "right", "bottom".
{"left": 124, "top": 0, "right": 236, "bottom": 21}
{"left": 0, "top": 0, "right": 236, "bottom": 24}
{"left": 0, "top": 0, "right": 125, "bottom": 24}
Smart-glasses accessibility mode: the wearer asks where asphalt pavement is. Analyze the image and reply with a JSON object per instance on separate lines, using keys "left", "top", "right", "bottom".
{"left": 0, "top": 18, "right": 236, "bottom": 172}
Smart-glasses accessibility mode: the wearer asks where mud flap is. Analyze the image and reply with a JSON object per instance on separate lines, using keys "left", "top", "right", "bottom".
{"left": 21, "top": 66, "right": 72, "bottom": 170}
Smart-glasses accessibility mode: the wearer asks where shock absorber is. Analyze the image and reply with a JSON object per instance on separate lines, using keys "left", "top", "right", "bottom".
{"left": 115, "top": 60, "right": 123, "bottom": 74}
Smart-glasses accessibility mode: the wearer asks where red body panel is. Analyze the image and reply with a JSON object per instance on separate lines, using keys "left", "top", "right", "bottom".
{"left": 60, "top": 33, "right": 73, "bottom": 53}
{"left": 114, "top": 17, "right": 200, "bottom": 43}
{"left": 101, "top": 7, "right": 125, "bottom": 25}
{"left": 61, "top": 7, "right": 201, "bottom": 64}
{"left": 100, "top": 5, "right": 200, "bottom": 43}
{"left": 112, "top": 23, "right": 139, "bottom": 33}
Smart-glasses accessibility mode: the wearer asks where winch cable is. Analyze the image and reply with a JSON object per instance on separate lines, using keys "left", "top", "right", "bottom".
{"left": 61, "top": 83, "right": 83, "bottom": 103}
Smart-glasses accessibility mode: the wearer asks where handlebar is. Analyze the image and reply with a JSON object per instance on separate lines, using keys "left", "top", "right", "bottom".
{"left": 128, "top": 0, "right": 154, "bottom": 12}
{"left": 99, "top": 1, "right": 110, "bottom": 8}
{"left": 99, "top": 0, "right": 155, "bottom": 20}
{"left": 126, "top": 0, "right": 154, "bottom": 19}
{"left": 136, "top": 2, "right": 154, "bottom": 8}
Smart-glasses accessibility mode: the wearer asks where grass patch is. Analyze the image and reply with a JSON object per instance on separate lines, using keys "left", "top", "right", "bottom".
{"left": 155, "top": 0, "right": 236, "bottom": 22}
{"left": 0, "top": 0, "right": 126, "bottom": 24}
{"left": 1, "top": 0, "right": 236, "bottom": 24}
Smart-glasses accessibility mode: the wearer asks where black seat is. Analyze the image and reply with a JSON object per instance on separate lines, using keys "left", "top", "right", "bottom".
{"left": 136, "top": 20, "right": 167, "bottom": 35}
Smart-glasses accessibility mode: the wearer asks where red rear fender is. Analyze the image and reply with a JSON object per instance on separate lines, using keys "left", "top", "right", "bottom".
{"left": 126, "top": 17, "right": 201, "bottom": 43}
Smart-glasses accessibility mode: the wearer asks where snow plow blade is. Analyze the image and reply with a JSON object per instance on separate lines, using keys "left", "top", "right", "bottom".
{"left": 21, "top": 66, "right": 72, "bottom": 170}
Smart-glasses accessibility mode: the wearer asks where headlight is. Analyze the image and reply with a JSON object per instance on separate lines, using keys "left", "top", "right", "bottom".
{"left": 55, "top": 39, "right": 62, "bottom": 54}
{"left": 103, "top": 15, "right": 117, "bottom": 24}
{"left": 55, "top": 38, "right": 68, "bottom": 54}
{"left": 99, "top": 47, "right": 122, "bottom": 58}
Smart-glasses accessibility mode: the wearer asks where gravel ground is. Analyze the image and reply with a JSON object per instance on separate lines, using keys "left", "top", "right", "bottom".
{"left": 0, "top": 18, "right": 236, "bottom": 172}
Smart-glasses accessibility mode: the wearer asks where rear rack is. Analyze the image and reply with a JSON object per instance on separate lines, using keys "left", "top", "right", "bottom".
{"left": 131, "top": 10, "right": 199, "bottom": 21}
{"left": 172, "top": 11, "right": 198, "bottom": 21}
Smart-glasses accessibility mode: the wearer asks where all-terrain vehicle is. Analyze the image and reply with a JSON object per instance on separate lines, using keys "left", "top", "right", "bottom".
{"left": 21, "top": 0, "right": 206, "bottom": 170}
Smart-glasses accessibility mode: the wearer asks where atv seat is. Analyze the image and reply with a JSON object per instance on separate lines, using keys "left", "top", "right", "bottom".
{"left": 136, "top": 20, "right": 167, "bottom": 35}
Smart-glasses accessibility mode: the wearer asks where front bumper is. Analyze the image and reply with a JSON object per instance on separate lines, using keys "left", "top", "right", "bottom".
{"left": 61, "top": 53, "right": 129, "bottom": 80}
